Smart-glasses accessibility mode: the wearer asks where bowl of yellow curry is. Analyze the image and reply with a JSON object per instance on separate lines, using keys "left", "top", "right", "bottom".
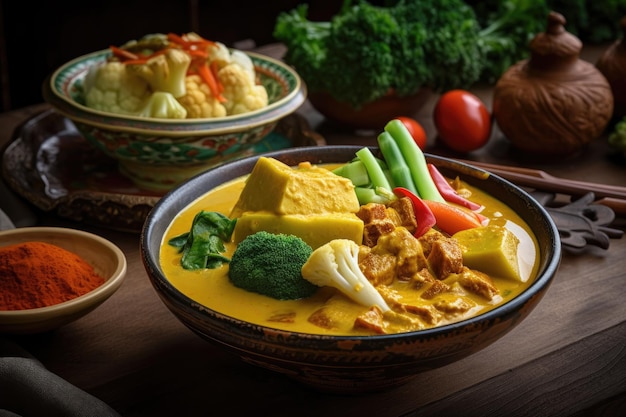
{"left": 141, "top": 125, "right": 561, "bottom": 393}
{"left": 42, "top": 32, "right": 307, "bottom": 191}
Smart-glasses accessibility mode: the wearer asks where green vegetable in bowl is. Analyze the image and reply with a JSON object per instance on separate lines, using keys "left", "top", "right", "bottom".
{"left": 471, "top": 0, "right": 550, "bottom": 84}
{"left": 274, "top": 0, "right": 557, "bottom": 108}
{"left": 228, "top": 231, "right": 318, "bottom": 300}
{"left": 608, "top": 117, "right": 626, "bottom": 157}
{"left": 274, "top": 0, "right": 482, "bottom": 108}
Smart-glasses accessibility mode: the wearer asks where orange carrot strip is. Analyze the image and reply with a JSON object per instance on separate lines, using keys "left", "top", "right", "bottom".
{"left": 167, "top": 32, "right": 215, "bottom": 50}
{"left": 198, "top": 62, "right": 227, "bottom": 103}
{"left": 423, "top": 200, "right": 482, "bottom": 236}
{"left": 122, "top": 58, "right": 149, "bottom": 65}
{"left": 210, "top": 61, "right": 224, "bottom": 94}
{"left": 109, "top": 45, "right": 139, "bottom": 61}
{"left": 188, "top": 49, "right": 209, "bottom": 59}
{"left": 167, "top": 32, "right": 188, "bottom": 46}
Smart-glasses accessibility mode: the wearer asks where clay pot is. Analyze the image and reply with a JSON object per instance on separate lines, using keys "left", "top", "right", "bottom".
{"left": 493, "top": 12, "right": 614, "bottom": 156}
{"left": 596, "top": 16, "right": 626, "bottom": 120}
{"left": 309, "top": 89, "right": 433, "bottom": 130}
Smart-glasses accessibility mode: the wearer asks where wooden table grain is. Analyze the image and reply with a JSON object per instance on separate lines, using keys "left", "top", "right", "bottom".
{"left": 1, "top": 44, "right": 625, "bottom": 417}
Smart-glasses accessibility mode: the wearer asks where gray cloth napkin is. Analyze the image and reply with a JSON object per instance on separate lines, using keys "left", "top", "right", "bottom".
{"left": 0, "top": 208, "right": 14, "bottom": 231}
{"left": 0, "top": 339, "right": 120, "bottom": 417}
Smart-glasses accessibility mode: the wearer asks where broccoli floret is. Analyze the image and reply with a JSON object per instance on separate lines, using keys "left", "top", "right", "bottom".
{"left": 274, "top": 0, "right": 483, "bottom": 108}
{"left": 390, "top": 0, "right": 483, "bottom": 92}
{"left": 228, "top": 231, "right": 318, "bottom": 300}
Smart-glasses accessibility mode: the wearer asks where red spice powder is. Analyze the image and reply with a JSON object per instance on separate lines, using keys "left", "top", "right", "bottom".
{"left": 0, "top": 241, "right": 105, "bottom": 310}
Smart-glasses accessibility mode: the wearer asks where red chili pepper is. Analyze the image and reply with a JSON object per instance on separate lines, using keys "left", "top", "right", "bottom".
{"left": 393, "top": 187, "right": 436, "bottom": 238}
{"left": 427, "top": 163, "right": 481, "bottom": 211}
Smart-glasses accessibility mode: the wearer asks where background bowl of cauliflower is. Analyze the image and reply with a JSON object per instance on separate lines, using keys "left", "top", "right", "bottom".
{"left": 42, "top": 33, "right": 307, "bottom": 191}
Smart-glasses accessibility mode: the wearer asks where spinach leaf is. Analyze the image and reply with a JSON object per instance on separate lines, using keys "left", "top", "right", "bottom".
{"left": 168, "top": 211, "right": 237, "bottom": 270}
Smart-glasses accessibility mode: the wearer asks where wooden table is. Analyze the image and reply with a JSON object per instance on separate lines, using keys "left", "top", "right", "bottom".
{"left": 1, "top": 44, "right": 625, "bottom": 416}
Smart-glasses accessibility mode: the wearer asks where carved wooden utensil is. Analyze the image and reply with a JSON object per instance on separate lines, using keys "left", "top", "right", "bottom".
{"left": 530, "top": 191, "right": 623, "bottom": 250}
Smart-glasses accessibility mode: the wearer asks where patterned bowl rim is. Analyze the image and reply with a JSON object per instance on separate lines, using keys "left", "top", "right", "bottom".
{"left": 43, "top": 49, "right": 307, "bottom": 137}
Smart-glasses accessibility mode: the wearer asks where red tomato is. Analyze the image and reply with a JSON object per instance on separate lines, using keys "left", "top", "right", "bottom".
{"left": 433, "top": 90, "right": 491, "bottom": 153}
{"left": 395, "top": 116, "right": 427, "bottom": 150}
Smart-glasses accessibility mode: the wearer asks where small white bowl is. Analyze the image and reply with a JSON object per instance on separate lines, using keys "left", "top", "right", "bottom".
{"left": 0, "top": 227, "right": 127, "bottom": 334}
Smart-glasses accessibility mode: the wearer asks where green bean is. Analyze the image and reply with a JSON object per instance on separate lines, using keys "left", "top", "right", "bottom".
{"left": 384, "top": 119, "right": 444, "bottom": 202}
{"left": 355, "top": 147, "right": 392, "bottom": 193}
{"left": 377, "top": 131, "right": 418, "bottom": 194}
{"left": 333, "top": 160, "right": 370, "bottom": 186}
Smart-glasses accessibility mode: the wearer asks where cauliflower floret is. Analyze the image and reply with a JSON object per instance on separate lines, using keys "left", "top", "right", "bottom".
{"left": 84, "top": 61, "right": 150, "bottom": 114}
{"left": 219, "top": 63, "right": 268, "bottom": 115}
{"left": 126, "top": 48, "right": 191, "bottom": 98}
{"left": 206, "top": 41, "right": 232, "bottom": 67}
{"left": 230, "top": 50, "right": 256, "bottom": 79}
{"left": 138, "top": 91, "right": 188, "bottom": 119}
{"left": 177, "top": 74, "right": 227, "bottom": 118}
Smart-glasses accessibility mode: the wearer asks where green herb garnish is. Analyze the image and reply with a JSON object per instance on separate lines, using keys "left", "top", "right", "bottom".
{"left": 168, "top": 211, "right": 237, "bottom": 270}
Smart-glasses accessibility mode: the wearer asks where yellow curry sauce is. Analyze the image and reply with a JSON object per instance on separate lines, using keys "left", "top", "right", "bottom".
{"left": 160, "top": 166, "right": 539, "bottom": 336}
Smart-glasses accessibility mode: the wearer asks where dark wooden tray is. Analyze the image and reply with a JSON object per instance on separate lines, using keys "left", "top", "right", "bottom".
{"left": 2, "top": 109, "right": 325, "bottom": 233}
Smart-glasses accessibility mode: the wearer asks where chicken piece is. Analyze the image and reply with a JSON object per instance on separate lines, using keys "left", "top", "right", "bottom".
{"left": 455, "top": 267, "right": 500, "bottom": 301}
{"left": 357, "top": 203, "right": 396, "bottom": 247}
{"left": 267, "top": 310, "right": 296, "bottom": 323}
{"left": 420, "top": 280, "right": 451, "bottom": 300}
{"left": 356, "top": 202, "right": 387, "bottom": 223}
{"left": 418, "top": 228, "right": 447, "bottom": 257}
{"left": 387, "top": 197, "right": 418, "bottom": 234}
{"left": 362, "top": 220, "right": 396, "bottom": 247}
{"left": 377, "top": 286, "right": 442, "bottom": 325}
{"left": 355, "top": 307, "right": 429, "bottom": 334}
{"left": 374, "top": 227, "right": 428, "bottom": 280}
{"left": 426, "top": 236, "right": 464, "bottom": 280}
{"left": 359, "top": 251, "right": 397, "bottom": 286}
{"left": 354, "top": 307, "right": 387, "bottom": 334}
{"left": 433, "top": 296, "right": 477, "bottom": 319}
{"left": 307, "top": 294, "right": 364, "bottom": 331}
{"left": 410, "top": 267, "right": 436, "bottom": 289}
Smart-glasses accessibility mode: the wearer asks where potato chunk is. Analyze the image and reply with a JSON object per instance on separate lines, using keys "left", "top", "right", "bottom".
{"left": 230, "top": 157, "right": 360, "bottom": 217}
{"left": 232, "top": 212, "right": 363, "bottom": 249}
{"left": 453, "top": 225, "right": 521, "bottom": 282}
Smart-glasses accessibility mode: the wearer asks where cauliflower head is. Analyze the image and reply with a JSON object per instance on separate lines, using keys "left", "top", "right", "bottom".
{"left": 84, "top": 61, "right": 150, "bottom": 115}
{"left": 177, "top": 74, "right": 227, "bottom": 118}
{"left": 126, "top": 48, "right": 191, "bottom": 98}
{"left": 219, "top": 63, "right": 269, "bottom": 115}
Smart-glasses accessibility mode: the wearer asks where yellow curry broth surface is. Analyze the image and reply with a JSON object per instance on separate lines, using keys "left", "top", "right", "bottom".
{"left": 160, "top": 168, "right": 540, "bottom": 336}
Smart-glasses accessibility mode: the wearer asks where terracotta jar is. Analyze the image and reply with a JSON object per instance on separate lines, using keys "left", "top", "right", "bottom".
{"left": 596, "top": 16, "right": 626, "bottom": 120}
{"left": 493, "top": 12, "right": 614, "bottom": 156}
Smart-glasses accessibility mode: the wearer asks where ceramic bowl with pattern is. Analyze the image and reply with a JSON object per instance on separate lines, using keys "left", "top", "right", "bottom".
{"left": 0, "top": 227, "right": 127, "bottom": 334}
{"left": 42, "top": 49, "right": 307, "bottom": 191}
{"left": 140, "top": 145, "right": 562, "bottom": 394}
